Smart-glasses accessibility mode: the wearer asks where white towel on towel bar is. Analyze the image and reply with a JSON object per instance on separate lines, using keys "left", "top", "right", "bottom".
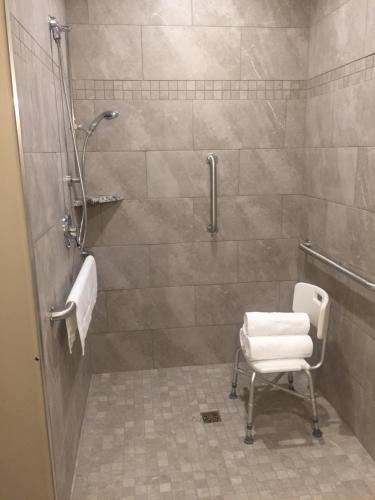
{"left": 243, "top": 312, "right": 310, "bottom": 337}
{"left": 65, "top": 256, "right": 97, "bottom": 355}
{"left": 240, "top": 328, "right": 313, "bottom": 362}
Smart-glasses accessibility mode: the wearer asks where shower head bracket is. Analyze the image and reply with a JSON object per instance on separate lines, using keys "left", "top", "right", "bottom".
{"left": 48, "top": 15, "right": 70, "bottom": 42}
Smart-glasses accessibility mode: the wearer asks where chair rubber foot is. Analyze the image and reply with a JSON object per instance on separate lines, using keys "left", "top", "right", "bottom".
{"left": 312, "top": 428, "right": 322, "bottom": 438}
{"left": 244, "top": 435, "right": 254, "bottom": 445}
{"left": 229, "top": 391, "right": 238, "bottom": 400}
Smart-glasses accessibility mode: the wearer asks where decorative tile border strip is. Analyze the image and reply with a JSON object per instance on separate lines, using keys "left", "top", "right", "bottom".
{"left": 70, "top": 51, "right": 375, "bottom": 102}
{"left": 72, "top": 79, "right": 307, "bottom": 100}
{"left": 307, "top": 53, "right": 375, "bottom": 97}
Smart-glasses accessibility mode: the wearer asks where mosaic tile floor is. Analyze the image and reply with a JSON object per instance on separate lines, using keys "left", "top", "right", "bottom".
{"left": 71, "top": 364, "right": 375, "bottom": 500}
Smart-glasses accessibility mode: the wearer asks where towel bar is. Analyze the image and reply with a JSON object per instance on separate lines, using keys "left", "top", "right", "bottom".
{"left": 299, "top": 241, "right": 375, "bottom": 291}
{"left": 48, "top": 301, "right": 76, "bottom": 322}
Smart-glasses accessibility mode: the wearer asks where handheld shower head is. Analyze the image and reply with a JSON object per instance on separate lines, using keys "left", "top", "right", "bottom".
{"left": 87, "top": 110, "right": 119, "bottom": 135}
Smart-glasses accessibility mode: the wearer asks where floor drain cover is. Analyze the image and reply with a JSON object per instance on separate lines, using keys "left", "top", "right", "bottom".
{"left": 201, "top": 410, "right": 221, "bottom": 423}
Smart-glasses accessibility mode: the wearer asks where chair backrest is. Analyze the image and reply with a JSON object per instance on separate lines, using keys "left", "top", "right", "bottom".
{"left": 292, "top": 282, "right": 330, "bottom": 340}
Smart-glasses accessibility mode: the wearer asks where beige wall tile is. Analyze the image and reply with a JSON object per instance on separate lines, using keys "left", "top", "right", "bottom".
{"left": 153, "top": 325, "right": 238, "bottom": 368}
{"left": 282, "top": 195, "right": 304, "bottom": 238}
{"left": 85, "top": 206, "right": 102, "bottom": 247}
{"left": 70, "top": 25, "right": 142, "bottom": 80}
{"left": 23, "top": 153, "right": 62, "bottom": 242}
{"left": 308, "top": 0, "right": 367, "bottom": 77}
{"left": 305, "top": 147, "right": 357, "bottom": 204}
{"left": 332, "top": 80, "right": 375, "bottom": 147}
{"left": 149, "top": 242, "right": 238, "bottom": 286}
{"left": 192, "top": 0, "right": 310, "bottom": 27}
{"left": 325, "top": 202, "right": 375, "bottom": 276}
{"left": 285, "top": 99, "right": 306, "bottom": 147}
{"left": 149, "top": 244, "right": 195, "bottom": 286}
{"left": 317, "top": 314, "right": 375, "bottom": 459}
{"left": 238, "top": 239, "right": 299, "bottom": 282}
{"left": 239, "top": 149, "right": 303, "bottom": 195}
{"left": 93, "top": 246, "right": 150, "bottom": 290}
{"left": 365, "top": 0, "right": 375, "bottom": 54}
{"left": 8, "top": 0, "right": 51, "bottom": 51}
{"left": 90, "top": 291, "right": 108, "bottom": 333}
{"left": 85, "top": 152, "right": 147, "bottom": 199}
{"left": 146, "top": 150, "right": 239, "bottom": 198}
{"left": 14, "top": 54, "right": 59, "bottom": 153}
{"left": 66, "top": 0, "right": 89, "bottom": 23}
{"left": 91, "top": 332, "right": 153, "bottom": 372}
{"left": 193, "top": 100, "right": 286, "bottom": 150}
{"left": 279, "top": 281, "right": 296, "bottom": 311}
{"left": 87, "top": 0, "right": 192, "bottom": 25}
{"left": 305, "top": 93, "right": 333, "bottom": 147}
{"left": 303, "top": 196, "right": 328, "bottom": 247}
{"left": 310, "top": 0, "right": 351, "bottom": 25}
{"left": 195, "top": 282, "right": 279, "bottom": 325}
{"left": 327, "top": 311, "right": 375, "bottom": 396}
{"left": 95, "top": 100, "right": 193, "bottom": 151}
{"left": 355, "top": 147, "right": 375, "bottom": 211}
{"left": 106, "top": 286, "right": 195, "bottom": 330}
{"left": 100, "top": 199, "right": 194, "bottom": 245}
{"left": 194, "top": 195, "right": 282, "bottom": 241}
{"left": 241, "top": 28, "right": 308, "bottom": 80}
{"left": 142, "top": 27, "right": 240, "bottom": 80}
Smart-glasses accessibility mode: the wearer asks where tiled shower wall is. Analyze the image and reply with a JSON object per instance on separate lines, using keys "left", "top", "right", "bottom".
{"left": 303, "top": 0, "right": 375, "bottom": 458}
{"left": 67, "top": 0, "right": 310, "bottom": 372}
{"left": 7, "top": 1, "right": 91, "bottom": 499}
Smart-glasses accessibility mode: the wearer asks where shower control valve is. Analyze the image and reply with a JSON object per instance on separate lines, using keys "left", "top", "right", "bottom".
{"left": 64, "top": 175, "right": 81, "bottom": 184}
{"left": 61, "top": 214, "right": 77, "bottom": 248}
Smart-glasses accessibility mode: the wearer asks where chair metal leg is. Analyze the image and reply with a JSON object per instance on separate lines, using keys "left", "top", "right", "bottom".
{"left": 244, "top": 371, "right": 256, "bottom": 445}
{"left": 288, "top": 371, "right": 294, "bottom": 391}
{"left": 229, "top": 347, "right": 241, "bottom": 400}
{"left": 305, "top": 369, "right": 322, "bottom": 438}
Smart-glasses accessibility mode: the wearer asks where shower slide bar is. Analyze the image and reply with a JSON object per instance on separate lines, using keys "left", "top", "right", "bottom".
{"left": 300, "top": 241, "right": 375, "bottom": 291}
{"left": 207, "top": 153, "right": 218, "bottom": 234}
{"left": 48, "top": 301, "right": 76, "bottom": 322}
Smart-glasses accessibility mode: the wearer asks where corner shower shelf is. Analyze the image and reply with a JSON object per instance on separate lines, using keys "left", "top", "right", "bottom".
{"left": 73, "top": 194, "right": 123, "bottom": 208}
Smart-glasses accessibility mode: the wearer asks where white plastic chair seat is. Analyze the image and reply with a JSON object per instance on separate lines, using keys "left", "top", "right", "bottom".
{"left": 249, "top": 358, "right": 310, "bottom": 374}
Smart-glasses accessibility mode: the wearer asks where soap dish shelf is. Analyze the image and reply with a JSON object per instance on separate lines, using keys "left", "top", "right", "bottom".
{"left": 73, "top": 194, "right": 123, "bottom": 207}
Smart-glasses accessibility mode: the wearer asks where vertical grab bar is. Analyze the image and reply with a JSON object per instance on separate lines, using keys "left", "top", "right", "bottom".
{"left": 207, "top": 153, "right": 218, "bottom": 234}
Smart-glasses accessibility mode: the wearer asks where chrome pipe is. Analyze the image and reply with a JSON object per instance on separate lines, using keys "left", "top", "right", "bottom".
{"left": 207, "top": 153, "right": 218, "bottom": 234}
{"left": 48, "top": 301, "right": 76, "bottom": 322}
{"left": 299, "top": 241, "right": 375, "bottom": 291}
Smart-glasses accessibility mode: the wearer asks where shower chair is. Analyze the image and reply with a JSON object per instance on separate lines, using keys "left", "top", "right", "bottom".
{"left": 229, "top": 282, "right": 330, "bottom": 444}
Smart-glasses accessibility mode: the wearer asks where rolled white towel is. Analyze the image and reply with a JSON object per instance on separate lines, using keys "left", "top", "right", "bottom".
{"left": 243, "top": 312, "right": 310, "bottom": 337}
{"left": 240, "top": 328, "right": 313, "bottom": 362}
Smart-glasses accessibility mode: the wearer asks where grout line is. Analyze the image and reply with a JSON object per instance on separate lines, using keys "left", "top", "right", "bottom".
{"left": 96, "top": 279, "right": 289, "bottom": 293}
{"left": 69, "top": 22, "right": 311, "bottom": 29}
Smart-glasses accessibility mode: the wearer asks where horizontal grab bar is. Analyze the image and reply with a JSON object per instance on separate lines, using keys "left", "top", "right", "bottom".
{"left": 299, "top": 241, "right": 375, "bottom": 291}
{"left": 48, "top": 301, "right": 76, "bottom": 322}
